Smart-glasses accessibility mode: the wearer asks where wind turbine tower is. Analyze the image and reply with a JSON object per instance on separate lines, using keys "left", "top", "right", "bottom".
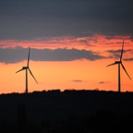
{"left": 107, "top": 41, "right": 131, "bottom": 92}
{"left": 16, "top": 48, "right": 38, "bottom": 93}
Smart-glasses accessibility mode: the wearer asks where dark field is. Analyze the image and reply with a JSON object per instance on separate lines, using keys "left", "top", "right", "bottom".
{"left": 0, "top": 90, "right": 133, "bottom": 133}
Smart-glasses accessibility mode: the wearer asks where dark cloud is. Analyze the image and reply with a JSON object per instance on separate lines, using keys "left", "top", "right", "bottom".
{"left": 0, "top": 0, "right": 133, "bottom": 40}
{"left": 0, "top": 47, "right": 28, "bottom": 63}
{"left": 107, "top": 49, "right": 122, "bottom": 53}
{"left": 107, "top": 49, "right": 132, "bottom": 59}
{"left": 72, "top": 80, "right": 83, "bottom": 83}
{"left": 0, "top": 47, "right": 106, "bottom": 64}
{"left": 98, "top": 81, "right": 109, "bottom": 84}
{"left": 107, "top": 49, "right": 122, "bottom": 59}
{"left": 123, "top": 58, "right": 133, "bottom": 61}
{"left": 31, "top": 48, "right": 106, "bottom": 61}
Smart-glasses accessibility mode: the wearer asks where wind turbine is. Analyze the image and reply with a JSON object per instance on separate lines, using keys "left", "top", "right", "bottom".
{"left": 107, "top": 41, "right": 131, "bottom": 93}
{"left": 16, "top": 47, "right": 38, "bottom": 93}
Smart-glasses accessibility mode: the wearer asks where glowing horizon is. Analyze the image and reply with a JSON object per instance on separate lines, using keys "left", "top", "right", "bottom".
{"left": 0, "top": 34, "right": 132, "bottom": 94}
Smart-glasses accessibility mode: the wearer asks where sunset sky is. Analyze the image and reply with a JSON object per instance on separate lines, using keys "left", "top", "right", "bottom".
{"left": 0, "top": 0, "right": 133, "bottom": 94}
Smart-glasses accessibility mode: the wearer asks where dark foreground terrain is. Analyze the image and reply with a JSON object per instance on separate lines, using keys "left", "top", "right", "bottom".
{"left": 0, "top": 90, "right": 133, "bottom": 133}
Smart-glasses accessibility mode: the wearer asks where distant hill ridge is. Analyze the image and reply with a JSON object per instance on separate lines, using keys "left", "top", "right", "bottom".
{"left": 0, "top": 90, "right": 133, "bottom": 132}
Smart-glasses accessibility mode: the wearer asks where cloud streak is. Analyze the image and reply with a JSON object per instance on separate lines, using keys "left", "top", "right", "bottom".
{"left": 0, "top": 36, "right": 91, "bottom": 49}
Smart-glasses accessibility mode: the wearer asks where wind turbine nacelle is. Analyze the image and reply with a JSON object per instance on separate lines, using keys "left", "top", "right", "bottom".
{"left": 115, "top": 61, "right": 121, "bottom": 64}
{"left": 22, "top": 66, "right": 28, "bottom": 69}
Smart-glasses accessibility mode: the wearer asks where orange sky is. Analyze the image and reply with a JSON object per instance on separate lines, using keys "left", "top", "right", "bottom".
{"left": 0, "top": 35, "right": 133, "bottom": 94}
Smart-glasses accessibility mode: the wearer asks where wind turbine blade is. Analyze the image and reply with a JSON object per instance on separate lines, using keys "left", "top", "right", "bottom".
{"left": 16, "top": 68, "right": 25, "bottom": 73}
{"left": 27, "top": 47, "right": 31, "bottom": 67}
{"left": 28, "top": 68, "right": 38, "bottom": 84}
{"left": 120, "top": 40, "right": 124, "bottom": 61}
{"left": 107, "top": 62, "right": 117, "bottom": 67}
{"left": 121, "top": 63, "right": 131, "bottom": 80}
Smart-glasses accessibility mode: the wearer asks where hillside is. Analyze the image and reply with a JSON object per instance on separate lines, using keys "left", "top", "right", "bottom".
{"left": 0, "top": 90, "right": 133, "bottom": 132}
